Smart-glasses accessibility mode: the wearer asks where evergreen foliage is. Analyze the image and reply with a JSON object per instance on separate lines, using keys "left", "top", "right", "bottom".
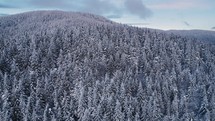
{"left": 0, "top": 11, "right": 215, "bottom": 120}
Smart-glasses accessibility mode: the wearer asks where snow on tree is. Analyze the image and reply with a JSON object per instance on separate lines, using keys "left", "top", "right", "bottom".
{"left": 0, "top": 10, "right": 215, "bottom": 120}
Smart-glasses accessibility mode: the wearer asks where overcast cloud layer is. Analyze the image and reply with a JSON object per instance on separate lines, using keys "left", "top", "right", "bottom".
{"left": 125, "top": 0, "right": 152, "bottom": 18}
{"left": 0, "top": 3, "right": 13, "bottom": 8}
{"left": 0, "top": 0, "right": 152, "bottom": 19}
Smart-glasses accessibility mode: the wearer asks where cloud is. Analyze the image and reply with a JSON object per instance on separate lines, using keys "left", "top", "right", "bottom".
{"left": 124, "top": 0, "right": 152, "bottom": 18}
{"left": 183, "top": 21, "right": 190, "bottom": 26}
{"left": 28, "top": 0, "right": 152, "bottom": 19}
{"left": 80, "top": 0, "right": 152, "bottom": 19}
{"left": 30, "top": 0, "right": 69, "bottom": 8}
{"left": 81, "top": 0, "right": 120, "bottom": 15}
{"left": 29, "top": 0, "right": 121, "bottom": 16}
{"left": 212, "top": 27, "right": 215, "bottom": 29}
{"left": 0, "top": 4, "right": 13, "bottom": 8}
{"left": 1, "top": 0, "right": 152, "bottom": 19}
{"left": 149, "top": 0, "right": 210, "bottom": 10}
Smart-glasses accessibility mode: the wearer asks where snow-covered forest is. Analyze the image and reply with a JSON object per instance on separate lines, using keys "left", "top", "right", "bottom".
{"left": 0, "top": 11, "right": 215, "bottom": 121}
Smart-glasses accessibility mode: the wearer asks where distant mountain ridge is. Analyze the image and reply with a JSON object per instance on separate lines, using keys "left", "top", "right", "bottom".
{"left": 166, "top": 30, "right": 215, "bottom": 43}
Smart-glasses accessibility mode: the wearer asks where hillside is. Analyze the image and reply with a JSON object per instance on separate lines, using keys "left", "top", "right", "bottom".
{"left": 0, "top": 11, "right": 215, "bottom": 121}
{"left": 167, "top": 30, "right": 215, "bottom": 43}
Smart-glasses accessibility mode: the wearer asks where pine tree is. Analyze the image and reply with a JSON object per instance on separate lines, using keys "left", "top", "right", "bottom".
{"left": 114, "top": 100, "right": 124, "bottom": 121}
{"left": 137, "top": 81, "right": 145, "bottom": 103}
{"left": 43, "top": 103, "right": 49, "bottom": 121}
{"left": 93, "top": 104, "right": 102, "bottom": 121}
{"left": 172, "top": 92, "right": 179, "bottom": 119}
{"left": 30, "top": 48, "right": 39, "bottom": 71}
{"left": 78, "top": 87, "right": 87, "bottom": 118}
{"left": 81, "top": 109, "right": 90, "bottom": 121}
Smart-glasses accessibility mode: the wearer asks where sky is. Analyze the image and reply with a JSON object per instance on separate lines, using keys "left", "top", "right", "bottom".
{"left": 0, "top": 0, "right": 215, "bottom": 30}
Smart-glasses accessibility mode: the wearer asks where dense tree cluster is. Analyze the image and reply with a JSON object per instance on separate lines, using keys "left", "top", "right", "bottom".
{"left": 0, "top": 11, "right": 215, "bottom": 121}
{"left": 167, "top": 30, "right": 215, "bottom": 44}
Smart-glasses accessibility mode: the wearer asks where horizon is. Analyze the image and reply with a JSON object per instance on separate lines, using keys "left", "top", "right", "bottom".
{"left": 0, "top": 0, "right": 215, "bottom": 31}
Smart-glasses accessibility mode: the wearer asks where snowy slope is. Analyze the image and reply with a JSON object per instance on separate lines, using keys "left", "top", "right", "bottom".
{"left": 167, "top": 30, "right": 215, "bottom": 43}
{"left": 0, "top": 11, "right": 215, "bottom": 121}
{"left": 0, "top": 10, "right": 116, "bottom": 36}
